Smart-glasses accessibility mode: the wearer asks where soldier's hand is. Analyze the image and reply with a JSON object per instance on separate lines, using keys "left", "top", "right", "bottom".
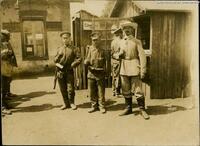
{"left": 88, "top": 66, "right": 95, "bottom": 71}
{"left": 113, "top": 54, "right": 120, "bottom": 60}
{"left": 71, "top": 62, "right": 77, "bottom": 68}
{"left": 7, "top": 50, "right": 13, "bottom": 56}
{"left": 84, "top": 59, "right": 90, "bottom": 65}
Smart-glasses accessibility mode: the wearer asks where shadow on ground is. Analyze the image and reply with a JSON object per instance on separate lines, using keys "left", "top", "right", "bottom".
{"left": 11, "top": 104, "right": 60, "bottom": 113}
{"left": 101, "top": 99, "right": 187, "bottom": 115}
{"left": 146, "top": 105, "right": 187, "bottom": 115}
{"left": 106, "top": 99, "right": 139, "bottom": 112}
{"left": 8, "top": 91, "right": 56, "bottom": 108}
{"left": 77, "top": 102, "right": 91, "bottom": 108}
{"left": 77, "top": 99, "right": 118, "bottom": 109}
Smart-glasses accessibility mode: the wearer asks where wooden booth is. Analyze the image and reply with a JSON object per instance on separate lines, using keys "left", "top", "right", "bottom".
{"left": 109, "top": 0, "right": 193, "bottom": 99}
{"left": 126, "top": 11, "right": 191, "bottom": 99}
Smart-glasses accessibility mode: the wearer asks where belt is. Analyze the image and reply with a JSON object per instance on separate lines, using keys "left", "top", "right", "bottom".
{"left": 124, "top": 57, "right": 139, "bottom": 60}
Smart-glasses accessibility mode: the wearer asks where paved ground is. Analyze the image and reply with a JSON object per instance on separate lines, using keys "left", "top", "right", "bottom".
{"left": 2, "top": 76, "right": 199, "bottom": 145}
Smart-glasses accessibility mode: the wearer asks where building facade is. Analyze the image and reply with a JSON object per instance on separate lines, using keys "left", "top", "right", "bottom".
{"left": 0, "top": 0, "right": 83, "bottom": 75}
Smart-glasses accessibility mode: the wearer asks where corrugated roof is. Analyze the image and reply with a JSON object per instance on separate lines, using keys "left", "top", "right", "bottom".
{"left": 110, "top": 0, "right": 198, "bottom": 17}
{"left": 134, "top": 1, "right": 198, "bottom": 12}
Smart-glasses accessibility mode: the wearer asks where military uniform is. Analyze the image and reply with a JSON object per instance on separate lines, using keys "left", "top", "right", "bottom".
{"left": 1, "top": 29, "right": 17, "bottom": 114}
{"left": 54, "top": 32, "right": 81, "bottom": 110}
{"left": 111, "top": 26, "right": 123, "bottom": 96}
{"left": 84, "top": 32, "right": 106, "bottom": 113}
{"left": 118, "top": 21, "right": 149, "bottom": 119}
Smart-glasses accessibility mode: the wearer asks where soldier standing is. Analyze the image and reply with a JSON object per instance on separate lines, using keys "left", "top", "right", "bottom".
{"left": 1, "top": 29, "right": 17, "bottom": 115}
{"left": 84, "top": 32, "right": 106, "bottom": 114}
{"left": 118, "top": 21, "right": 149, "bottom": 120}
{"left": 110, "top": 25, "right": 123, "bottom": 97}
{"left": 54, "top": 31, "right": 81, "bottom": 110}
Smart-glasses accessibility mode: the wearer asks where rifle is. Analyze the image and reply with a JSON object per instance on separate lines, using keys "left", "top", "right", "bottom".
{"left": 53, "top": 67, "right": 58, "bottom": 89}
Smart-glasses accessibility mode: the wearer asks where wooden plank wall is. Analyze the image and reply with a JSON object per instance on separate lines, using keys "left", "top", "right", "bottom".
{"left": 150, "top": 12, "right": 190, "bottom": 99}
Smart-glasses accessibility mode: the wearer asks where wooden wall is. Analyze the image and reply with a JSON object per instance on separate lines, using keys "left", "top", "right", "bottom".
{"left": 150, "top": 11, "right": 191, "bottom": 99}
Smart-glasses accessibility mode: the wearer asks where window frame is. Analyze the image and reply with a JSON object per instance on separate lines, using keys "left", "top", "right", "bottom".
{"left": 20, "top": 17, "right": 48, "bottom": 60}
{"left": 133, "top": 15, "right": 152, "bottom": 57}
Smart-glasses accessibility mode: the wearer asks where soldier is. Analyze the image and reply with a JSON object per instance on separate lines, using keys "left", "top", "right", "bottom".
{"left": 110, "top": 25, "right": 123, "bottom": 97}
{"left": 118, "top": 21, "right": 149, "bottom": 120}
{"left": 54, "top": 31, "right": 81, "bottom": 110}
{"left": 84, "top": 32, "right": 107, "bottom": 114}
{"left": 1, "top": 29, "right": 17, "bottom": 115}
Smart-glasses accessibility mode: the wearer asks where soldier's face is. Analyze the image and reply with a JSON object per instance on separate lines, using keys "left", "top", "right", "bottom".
{"left": 123, "top": 27, "right": 133, "bottom": 36}
{"left": 92, "top": 38, "right": 100, "bottom": 46}
{"left": 62, "top": 35, "right": 71, "bottom": 45}
{"left": 114, "top": 31, "right": 123, "bottom": 38}
{"left": 1, "top": 34, "right": 10, "bottom": 42}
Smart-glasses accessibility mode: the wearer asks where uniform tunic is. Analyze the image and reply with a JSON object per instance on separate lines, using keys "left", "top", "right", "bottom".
{"left": 111, "top": 36, "right": 122, "bottom": 94}
{"left": 85, "top": 45, "right": 106, "bottom": 80}
{"left": 119, "top": 35, "right": 146, "bottom": 77}
{"left": 1, "top": 42, "right": 17, "bottom": 77}
{"left": 1, "top": 41, "right": 17, "bottom": 108}
{"left": 119, "top": 35, "right": 147, "bottom": 99}
{"left": 54, "top": 44, "right": 81, "bottom": 105}
{"left": 85, "top": 45, "right": 106, "bottom": 108}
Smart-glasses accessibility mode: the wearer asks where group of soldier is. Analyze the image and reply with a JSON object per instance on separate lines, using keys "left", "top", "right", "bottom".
{"left": 55, "top": 20, "right": 149, "bottom": 120}
{"left": 1, "top": 20, "right": 149, "bottom": 119}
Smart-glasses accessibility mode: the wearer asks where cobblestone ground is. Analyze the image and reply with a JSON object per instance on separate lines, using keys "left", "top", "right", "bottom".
{"left": 2, "top": 76, "right": 199, "bottom": 145}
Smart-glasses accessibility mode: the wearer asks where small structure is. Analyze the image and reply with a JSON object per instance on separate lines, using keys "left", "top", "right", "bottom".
{"left": 0, "top": 0, "right": 84, "bottom": 75}
{"left": 110, "top": 0, "right": 197, "bottom": 99}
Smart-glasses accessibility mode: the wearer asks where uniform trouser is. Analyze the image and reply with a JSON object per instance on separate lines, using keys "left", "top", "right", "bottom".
{"left": 112, "top": 63, "right": 121, "bottom": 94}
{"left": 120, "top": 75, "right": 145, "bottom": 109}
{"left": 7, "top": 77, "right": 12, "bottom": 94}
{"left": 88, "top": 78, "right": 105, "bottom": 109}
{"left": 58, "top": 72, "right": 75, "bottom": 106}
{"left": 1, "top": 75, "right": 10, "bottom": 108}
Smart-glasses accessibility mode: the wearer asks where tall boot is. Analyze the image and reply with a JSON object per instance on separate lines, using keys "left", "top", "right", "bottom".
{"left": 136, "top": 96, "right": 149, "bottom": 120}
{"left": 60, "top": 99, "right": 70, "bottom": 110}
{"left": 69, "top": 96, "right": 77, "bottom": 110}
{"left": 119, "top": 97, "right": 132, "bottom": 116}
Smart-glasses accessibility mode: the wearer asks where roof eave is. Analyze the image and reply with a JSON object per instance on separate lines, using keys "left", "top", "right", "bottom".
{"left": 146, "top": 9, "right": 192, "bottom": 13}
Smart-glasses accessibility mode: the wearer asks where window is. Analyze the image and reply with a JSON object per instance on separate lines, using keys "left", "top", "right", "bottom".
{"left": 2, "top": 22, "right": 21, "bottom": 32}
{"left": 133, "top": 15, "right": 151, "bottom": 56}
{"left": 22, "top": 20, "right": 48, "bottom": 60}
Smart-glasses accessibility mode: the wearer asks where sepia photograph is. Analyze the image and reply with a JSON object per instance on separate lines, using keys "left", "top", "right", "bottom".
{"left": 0, "top": 0, "right": 199, "bottom": 145}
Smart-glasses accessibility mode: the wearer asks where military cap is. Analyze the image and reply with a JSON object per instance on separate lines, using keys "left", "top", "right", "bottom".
{"left": 90, "top": 32, "right": 101, "bottom": 40}
{"left": 111, "top": 25, "right": 122, "bottom": 34}
{"left": 120, "top": 21, "right": 138, "bottom": 29}
{"left": 60, "top": 31, "right": 71, "bottom": 37}
{"left": 1, "top": 29, "right": 10, "bottom": 36}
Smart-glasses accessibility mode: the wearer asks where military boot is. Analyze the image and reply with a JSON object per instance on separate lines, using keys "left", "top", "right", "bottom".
{"left": 2, "top": 107, "right": 12, "bottom": 115}
{"left": 88, "top": 101, "right": 99, "bottom": 113}
{"left": 139, "top": 108, "right": 149, "bottom": 120}
{"left": 88, "top": 107, "right": 99, "bottom": 113}
{"left": 60, "top": 99, "right": 70, "bottom": 110}
{"left": 69, "top": 97, "right": 77, "bottom": 110}
{"left": 99, "top": 107, "right": 106, "bottom": 114}
{"left": 119, "top": 98, "right": 132, "bottom": 116}
{"left": 136, "top": 96, "right": 149, "bottom": 120}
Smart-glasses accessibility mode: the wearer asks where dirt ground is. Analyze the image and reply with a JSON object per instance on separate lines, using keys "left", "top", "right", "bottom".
{"left": 2, "top": 76, "right": 199, "bottom": 145}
